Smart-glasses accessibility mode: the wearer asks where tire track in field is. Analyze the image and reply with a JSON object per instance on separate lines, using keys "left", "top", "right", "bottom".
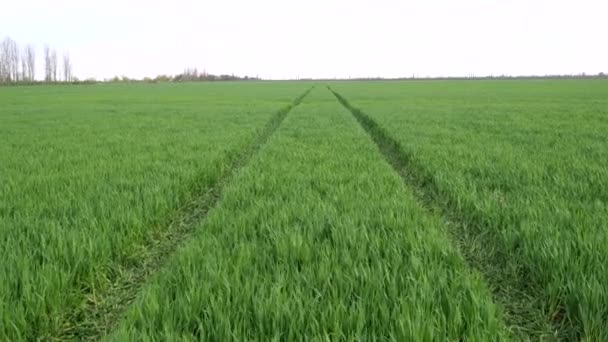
{"left": 55, "top": 87, "right": 314, "bottom": 341}
{"left": 328, "top": 87, "right": 554, "bottom": 340}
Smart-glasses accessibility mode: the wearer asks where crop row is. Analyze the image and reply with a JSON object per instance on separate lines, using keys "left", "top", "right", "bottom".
{"left": 0, "top": 82, "right": 309, "bottom": 339}
{"left": 109, "top": 88, "right": 507, "bottom": 340}
{"left": 3, "top": 80, "right": 605, "bottom": 340}
{"left": 332, "top": 80, "right": 608, "bottom": 340}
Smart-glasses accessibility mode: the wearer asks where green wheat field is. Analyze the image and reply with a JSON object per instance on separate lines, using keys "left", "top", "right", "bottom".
{"left": 1, "top": 80, "right": 607, "bottom": 340}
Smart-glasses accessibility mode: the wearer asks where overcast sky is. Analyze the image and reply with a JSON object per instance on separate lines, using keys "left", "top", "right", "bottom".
{"left": 3, "top": 0, "right": 607, "bottom": 80}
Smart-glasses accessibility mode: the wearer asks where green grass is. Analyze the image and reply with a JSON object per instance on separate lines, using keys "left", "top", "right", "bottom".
{"left": 109, "top": 88, "right": 507, "bottom": 340}
{"left": 2, "top": 80, "right": 606, "bottom": 340}
{"left": 331, "top": 79, "right": 608, "bottom": 340}
{"left": 0, "top": 82, "right": 309, "bottom": 340}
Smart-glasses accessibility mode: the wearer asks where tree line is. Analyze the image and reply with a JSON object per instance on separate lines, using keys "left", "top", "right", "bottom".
{"left": 0, "top": 36, "right": 73, "bottom": 84}
{"left": 171, "top": 68, "right": 259, "bottom": 82}
{"left": 107, "top": 68, "right": 260, "bottom": 83}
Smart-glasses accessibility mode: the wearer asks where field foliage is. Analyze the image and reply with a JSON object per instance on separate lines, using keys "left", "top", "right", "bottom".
{"left": 1, "top": 80, "right": 606, "bottom": 340}
{"left": 111, "top": 88, "right": 507, "bottom": 340}
{"left": 332, "top": 79, "right": 608, "bottom": 339}
{"left": 0, "top": 82, "right": 308, "bottom": 339}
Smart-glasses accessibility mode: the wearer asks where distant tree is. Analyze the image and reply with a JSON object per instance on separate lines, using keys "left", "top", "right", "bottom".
{"left": 9, "top": 39, "right": 19, "bottom": 82}
{"left": 175, "top": 68, "right": 200, "bottom": 82}
{"left": 21, "top": 50, "right": 27, "bottom": 81}
{"left": 62, "top": 53, "right": 72, "bottom": 82}
{"left": 51, "top": 49, "right": 58, "bottom": 82}
{"left": 0, "top": 39, "right": 7, "bottom": 82}
{"left": 25, "top": 45, "right": 35, "bottom": 81}
{"left": 1, "top": 39, "right": 79, "bottom": 85}
{"left": 154, "top": 74, "right": 171, "bottom": 82}
{"left": 170, "top": 68, "right": 261, "bottom": 83}
{"left": 1, "top": 37, "right": 20, "bottom": 83}
{"left": 44, "top": 45, "right": 52, "bottom": 82}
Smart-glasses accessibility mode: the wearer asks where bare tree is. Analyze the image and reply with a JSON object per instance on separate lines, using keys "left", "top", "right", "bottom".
{"left": 43, "top": 46, "right": 59, "bottom": 82}
{"left": 2, "top": 39, "right": 75, "bottom": 85}
{"left": 1, "top": 37, "right": 20, "bottom": 83}
{"left": 9, "top": 39, "right": 19, "bottom": 82}
{"left": 44, "top": 45, "right": 52, "bottom": 82}
{"left": 25, "top": 45, "right": 35, "bottom": 81}
{"left": 51, "top": 49, "right": 58, "bottom": 82}
{"left": 21, "top": 50, "right": 27, "bottom": 81}
{"left": 62, "top": 53, "right": 72, "bottom": 82}
{"left": 0, "top": 39, "right": 6, "bottom": 83}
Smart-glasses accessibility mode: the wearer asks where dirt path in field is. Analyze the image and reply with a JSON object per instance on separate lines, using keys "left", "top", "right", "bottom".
{"left": 328, "top": 87, "right": 555, "bottom": 341}
{"left": 55, "top": 87, "right": 314, "bottom": 341}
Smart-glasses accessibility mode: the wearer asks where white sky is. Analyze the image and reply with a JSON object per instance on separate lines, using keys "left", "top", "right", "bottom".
{"left": 2, "top": 0, "right": 607, "bottom": 80}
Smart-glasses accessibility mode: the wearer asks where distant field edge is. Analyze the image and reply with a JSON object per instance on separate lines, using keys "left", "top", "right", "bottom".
{"left": 53, "top": 86, "right": 314, "bottom": 341}
{"left": 328, "top": 86, "right": 559, "bottom": 340}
